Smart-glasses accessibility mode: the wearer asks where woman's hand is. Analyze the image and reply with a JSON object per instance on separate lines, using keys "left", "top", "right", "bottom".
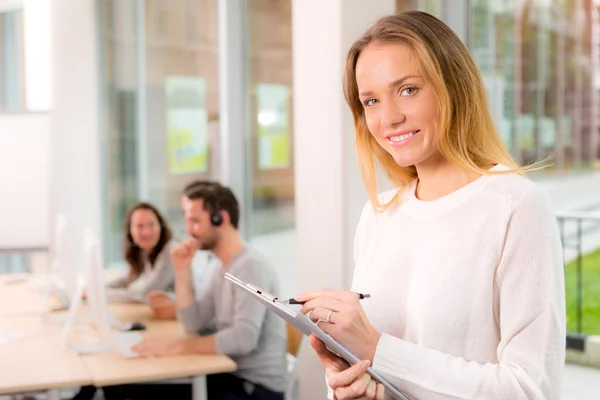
{"left": 146, "top": 291, "right": 176, "bottom": 320}
{"left": 310, "top": 335, "right": 384, "bottom": 400}
{"left": 297, "top": 289, "right": 381, "bottom": 362}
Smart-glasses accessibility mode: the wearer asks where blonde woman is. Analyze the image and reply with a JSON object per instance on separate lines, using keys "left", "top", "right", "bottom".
{"left": 297, "top": 11, "right": 565, "bottom": 400}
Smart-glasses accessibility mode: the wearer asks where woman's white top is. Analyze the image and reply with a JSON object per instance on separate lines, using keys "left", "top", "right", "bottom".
{"left": 351, "top": 165, "right": 565, "bottom": 400}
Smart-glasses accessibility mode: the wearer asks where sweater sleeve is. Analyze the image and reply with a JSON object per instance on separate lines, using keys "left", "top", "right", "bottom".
{"left": 106, "top": 242, "right": 176, "bottom": 303}
{"left": 106, "top": 272, "right": 129, "bottom": 289}
{"left": 371, "top": 186, "right": 566, "bottom": 400}
{"left": 177, "top": 284, "right": 216, "bottom": 334}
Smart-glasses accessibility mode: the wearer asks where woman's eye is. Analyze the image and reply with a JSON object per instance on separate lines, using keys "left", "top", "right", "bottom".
{"left": 363, "top": 98, "right": 377, "bottom": 107}
{"left": 401, "top": 86, "right": 418, "bottom": 96}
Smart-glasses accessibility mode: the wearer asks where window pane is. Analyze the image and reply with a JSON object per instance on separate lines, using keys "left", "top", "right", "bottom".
{"left": 100, "top": 0, "right": 140, "bottom": 266}
{"left": 144, "top": 0, "right": 219, "bottom": 236}
{"left": 0, "top": 9, "right": 25, "bottom": 112}
{"left": 247, "top": 0, "right": 294, "bottom": 236}
{"left": 470, "top": 0, "right": 599, "bottom": 169}
{"left": 396, "top": 0, "right": 442, "bottom": 15}
{"left": 100, "top": 0, "right": 219, "bottom": 266}
{"left": 396, "top": 0, "right": 419, "bottom": 11}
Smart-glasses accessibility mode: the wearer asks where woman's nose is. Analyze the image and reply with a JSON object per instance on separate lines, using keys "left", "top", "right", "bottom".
{"left": 381, "top": 100, "right": 406, "bottom": 129}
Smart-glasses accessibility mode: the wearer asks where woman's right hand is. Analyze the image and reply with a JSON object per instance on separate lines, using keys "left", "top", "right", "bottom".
{"left": 146, "top": 291, "right": 176, "bottom": 320}
{"left": 310, "top": 335, "right": 385, "bottom": 400}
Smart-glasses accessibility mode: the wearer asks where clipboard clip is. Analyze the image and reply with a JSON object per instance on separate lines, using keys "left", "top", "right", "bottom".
{"left": 246, "top": 283, "right": 278, "bottom": 302}
{"left": 224, "top": 273, "right": 278, "bottom": 302}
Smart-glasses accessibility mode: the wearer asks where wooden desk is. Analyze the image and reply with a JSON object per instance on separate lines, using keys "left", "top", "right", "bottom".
{"left": 0, "top": 274, "right": 237, "bottom": 400}
{"left": 79, "top": 304, "right": 236, "bottom": 400}
{"left": 0, "top": 273, "right": 62, "bottom": 317}
{"left": 0, "top": 316, "right": 91, "bottom": 398}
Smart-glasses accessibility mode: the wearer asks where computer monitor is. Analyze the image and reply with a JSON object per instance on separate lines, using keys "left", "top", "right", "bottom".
{"left": 83, "top": 228, "right": 112, "bottom": 338}
{"left": 61, "top": 228, "right": 112, "bottom": 354}
{"left": 54, "top": 214, "right": 78, "bottom": 300}
{"left": 40, "top": 214, "right": 78, "bottom": 315}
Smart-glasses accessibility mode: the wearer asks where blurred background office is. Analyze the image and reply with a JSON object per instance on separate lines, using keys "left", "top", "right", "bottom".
{"left": 1, "top": 0, "right": 600, "bottom": 399}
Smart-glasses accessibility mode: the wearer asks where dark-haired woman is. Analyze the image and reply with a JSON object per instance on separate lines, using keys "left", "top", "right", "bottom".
{"left": 106, "top": 202, "right": 176, "bottom": 303}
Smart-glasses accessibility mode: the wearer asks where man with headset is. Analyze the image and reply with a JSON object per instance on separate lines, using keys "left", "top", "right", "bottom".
{"left": 144, "top": 180, "right": 219, "bottom": 320}
{"left": 119, "top": 181, "right": 288, "bottom": 400}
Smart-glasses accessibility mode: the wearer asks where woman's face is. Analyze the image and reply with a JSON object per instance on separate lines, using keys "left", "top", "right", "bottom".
{"left": 130, "top": 209, "right": 162, "bottom": 252}
{"left": 356, "top": 42, "right": 443, "bottom": 168}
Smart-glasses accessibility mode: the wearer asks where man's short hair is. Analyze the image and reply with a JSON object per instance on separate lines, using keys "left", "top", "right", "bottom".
{"left": 182, "top": 180, "right": 211, "bottom": 195}
{"left": 185, "top": 181, "right": 240, "bottom": 229}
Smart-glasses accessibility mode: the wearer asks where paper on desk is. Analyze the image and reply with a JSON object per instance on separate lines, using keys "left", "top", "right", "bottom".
{"left": 0, "top": 331, "right": 28, "bottom": 346}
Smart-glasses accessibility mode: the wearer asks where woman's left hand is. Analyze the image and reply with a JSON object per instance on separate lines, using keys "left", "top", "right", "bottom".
{"left": 329, "top": 362, "right": 385, "bottom": 400}
{"left": 310, "top": 335, "right": 384, "bottom": 400}
{"left": 296, "top": 289, "right": 381, "bottom": 362}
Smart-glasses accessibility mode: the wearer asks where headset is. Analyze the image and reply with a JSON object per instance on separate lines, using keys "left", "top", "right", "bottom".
{"left": 182, "top": 181, "right": 224, "bottom": 227}
{"left": 203, "top": 183, "right": 223, "bottom": 227}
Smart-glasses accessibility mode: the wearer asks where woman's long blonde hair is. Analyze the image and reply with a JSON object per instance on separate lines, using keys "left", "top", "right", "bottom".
{"left": 344, "top": 11, "right": 544, "bottom": 212}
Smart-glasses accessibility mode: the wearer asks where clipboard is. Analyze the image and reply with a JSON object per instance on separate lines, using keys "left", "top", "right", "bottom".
{"left": 224, "top": 272, "right": 408, "bottom": 400}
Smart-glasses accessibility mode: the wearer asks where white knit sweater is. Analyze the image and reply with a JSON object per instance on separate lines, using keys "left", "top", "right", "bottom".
{"left": 351, "top": 165, "right": 565, "bottom": 400}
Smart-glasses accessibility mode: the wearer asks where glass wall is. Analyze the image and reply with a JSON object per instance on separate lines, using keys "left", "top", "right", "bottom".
{"left": 99, "top": 0, "right": 219, "bottom": 266}
{"left": 0, "top": 8, "right": 25, "bottom": 112}
{"left": 471, "top": 0, "right": 599, "bottom": 170}
{"left": 100, "top": 0, "right": 141, "bottom": 266}
{"left": 143, "top": 0, "right": 220, "bottom": 232}
{"left": 396, "top": 0, "right": 443, "bottom": 17}
{"left": 99, "top": 0, "right": 295, "bottom": 269}
{"left": 396, "top": 0, "right": 600, "bottom": 170}
{"left": 247, "top": 0, "right": 294, "bottom": 237}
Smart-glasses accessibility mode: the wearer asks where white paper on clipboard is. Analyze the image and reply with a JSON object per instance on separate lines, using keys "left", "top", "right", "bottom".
{"left": 224, "top": 272, "right": 409, "bottom": 400}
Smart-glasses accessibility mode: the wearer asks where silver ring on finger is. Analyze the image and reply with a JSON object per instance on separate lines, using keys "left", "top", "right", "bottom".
{"left": 326, "top": 309, "right": 334, "bottom": 323}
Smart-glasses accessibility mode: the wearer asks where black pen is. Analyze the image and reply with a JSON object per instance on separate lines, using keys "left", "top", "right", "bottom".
{"left": 277, "top": 293, "right": 371, "bottom": 305}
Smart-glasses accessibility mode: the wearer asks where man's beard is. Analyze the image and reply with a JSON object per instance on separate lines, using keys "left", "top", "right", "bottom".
{"left": 197, "top": 231, "right": 219, "bottom": 251}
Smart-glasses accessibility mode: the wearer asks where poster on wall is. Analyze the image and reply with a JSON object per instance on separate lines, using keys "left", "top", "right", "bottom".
{"left": 165, "top": 76, "right": 209, "bottom": 174}
{"left": 256, "top": 83, "right": 291, "bottom": 170}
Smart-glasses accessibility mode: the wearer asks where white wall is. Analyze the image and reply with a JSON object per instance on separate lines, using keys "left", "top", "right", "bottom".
{"left": 249, "top": 229, "right": 299, "bottom": 297}
{"left": 0, "top": 0, "right": 23, "bottom": 13}
{"left": 23, "top": 0, "right": 52, "bottom": 111}
{"left": 0, "top": 113, "right": 50, "bottom": 249}
{"left": 49, "top": 0, "right": 103, "bottom": 270}
{"left": 293, "top": 1, "right": 395, "bottom": 399}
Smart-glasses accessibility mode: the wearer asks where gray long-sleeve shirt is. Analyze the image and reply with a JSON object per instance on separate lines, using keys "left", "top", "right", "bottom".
{"left": 178, "top": 245, "right": 287, "bottom": 393}
{"left": 106, "top": 240, "right": 176, "bottom": 303}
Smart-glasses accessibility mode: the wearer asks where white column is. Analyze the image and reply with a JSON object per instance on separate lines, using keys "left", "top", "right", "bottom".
{"left": 217, "top": 0, "right": 249, "bottom": 236}
{"left": 293, "top": 1, "right": 395, "bottom": 398}
{"left": 50, "top": 0, "right": 103, "bottom": 270}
